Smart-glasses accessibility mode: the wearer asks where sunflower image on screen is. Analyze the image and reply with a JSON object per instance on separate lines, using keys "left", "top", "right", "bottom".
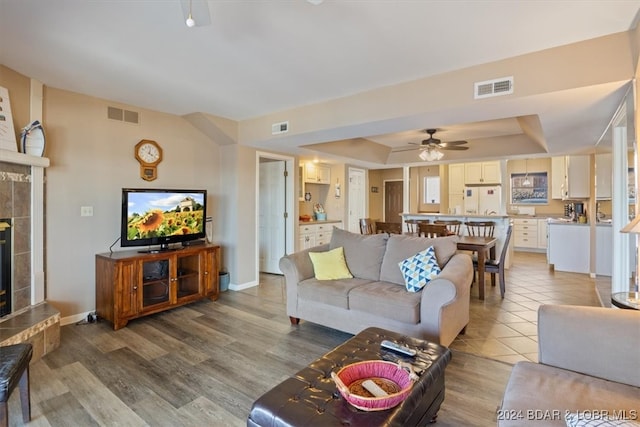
{"left": 126, "top": 193, "right": 205, "bottom": 240}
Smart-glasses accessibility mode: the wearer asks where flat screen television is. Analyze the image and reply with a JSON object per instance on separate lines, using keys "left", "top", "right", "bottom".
{"left": 121, "top": 188, "right": 207, "bottom": 251}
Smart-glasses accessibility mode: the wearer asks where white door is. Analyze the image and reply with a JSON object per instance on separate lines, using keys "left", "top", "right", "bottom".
{"left": 259, "top": 160, "right": 286, "bottom": 274}
{"left": 348, "top": 168, "right": 366, "bottom": 233}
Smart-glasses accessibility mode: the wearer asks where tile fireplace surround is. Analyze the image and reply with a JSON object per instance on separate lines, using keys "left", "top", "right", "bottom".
{"left": 0, "top": 150, "right": 59, "bottom": 362}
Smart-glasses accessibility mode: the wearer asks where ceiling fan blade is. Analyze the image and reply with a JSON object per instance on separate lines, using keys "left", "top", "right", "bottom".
{"left": 440, "top": 140, "right": 468, "bottom": 146}
{"left": 440, "top": 146, "right": 469, "bottom": 151}
{"left": 391, "top": 146, "right": 421, "bottom": 153}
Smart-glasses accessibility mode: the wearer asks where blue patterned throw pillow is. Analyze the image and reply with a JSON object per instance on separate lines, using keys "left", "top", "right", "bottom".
{"left": 398, "top": 246, "right": 441, "bottom": 292}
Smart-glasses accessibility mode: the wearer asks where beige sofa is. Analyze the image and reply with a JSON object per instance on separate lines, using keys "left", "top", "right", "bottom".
{"left": 499, "top": 304, "right": 640, "bottom": 426}
{"left": 279, "top": 228, "right": 473, "bottom": 346}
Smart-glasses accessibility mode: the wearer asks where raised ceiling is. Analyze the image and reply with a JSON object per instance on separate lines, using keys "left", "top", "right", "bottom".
{"left": 1, "top": 1, "right": 638, "bottom": 168}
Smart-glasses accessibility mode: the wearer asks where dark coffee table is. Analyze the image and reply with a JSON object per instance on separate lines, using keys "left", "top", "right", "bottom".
{"left": 247, "top": 327, "right": 452, "bottom": 427}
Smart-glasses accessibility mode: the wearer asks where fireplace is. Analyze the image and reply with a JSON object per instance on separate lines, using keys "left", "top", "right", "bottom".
{"left": 0, "top": 219, "right": 10, "bottom": 317}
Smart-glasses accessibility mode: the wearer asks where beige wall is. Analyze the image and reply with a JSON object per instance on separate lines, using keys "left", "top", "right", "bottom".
{"left": 506, "top": 158, "right": 567, "bottom": 215}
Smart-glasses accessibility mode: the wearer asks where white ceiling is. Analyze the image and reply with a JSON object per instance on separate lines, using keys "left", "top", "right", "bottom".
{"left": 1, "top": 0, "right": 639, "bottom": 167}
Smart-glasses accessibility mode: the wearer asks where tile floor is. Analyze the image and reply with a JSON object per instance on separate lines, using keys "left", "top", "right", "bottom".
{"left": 256, "top": 251, "right": 607, "bottom": 365}
{"left": 450, "top": 251, "right": 603, "bottom": 363}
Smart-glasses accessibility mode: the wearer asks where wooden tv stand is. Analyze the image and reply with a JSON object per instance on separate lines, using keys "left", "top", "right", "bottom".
{"left": 95, "top": 243, "right": 220, "bottom": 330}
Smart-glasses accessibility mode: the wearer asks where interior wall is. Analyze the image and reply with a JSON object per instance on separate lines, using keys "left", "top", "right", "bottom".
{"left": 506, "top": 157, "right": 567, "bottom": 215}
{"left": 42, "top": 87, "right": 220, "bottom": 318}
{"left": 0, "top": 65, "right": 30, "bottom": 145}
{"left": 368, "top": 169, "right": 383, "bottom": 221}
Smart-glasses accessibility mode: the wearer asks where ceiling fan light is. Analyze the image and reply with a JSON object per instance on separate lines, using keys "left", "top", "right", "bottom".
{"left": 418, "top": 150, "right": 430, "bottom": 161}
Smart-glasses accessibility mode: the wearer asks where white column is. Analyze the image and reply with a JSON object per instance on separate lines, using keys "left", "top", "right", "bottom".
{"left": 31, "top": 165, "right": 45, "bottom": 304}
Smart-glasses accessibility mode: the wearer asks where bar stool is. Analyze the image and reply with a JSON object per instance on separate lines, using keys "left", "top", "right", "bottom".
{"left": 0, "top": 343, "right": 32, "bottom": 427}
{"left": 433, "top": 220, "right": 462, "bottom": 236}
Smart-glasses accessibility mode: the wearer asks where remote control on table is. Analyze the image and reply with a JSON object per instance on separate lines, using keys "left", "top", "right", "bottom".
{"left": 380, "top": 340, "right": 417, "bottom": 357}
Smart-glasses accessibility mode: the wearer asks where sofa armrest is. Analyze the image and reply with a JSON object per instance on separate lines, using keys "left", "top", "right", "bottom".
{"left": 419, "top": 253, "right": 473, "bottom": 345}
{"left": 538, "top": 304, "right": 640, "bottom": 387}
{"left": 279, "top": 244, "right": 330, "bottom": 317}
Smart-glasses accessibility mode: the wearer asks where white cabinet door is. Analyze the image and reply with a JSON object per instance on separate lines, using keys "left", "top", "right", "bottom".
{"left": 464, "top": 163, "right": 484, "bottom": 184}
{"left": 464, "top": 161, "right": 501, "bottom": 184}
{"left": 566, "top": 155, "right": 590, "bottom": 199}
{"left": 595, "top": 153, "right": 612, "bottom": 200}
{"left": 551, "top": 156, "right": 566, "bottom": 199}
{"left": 537, "top": 219, "right": 548, "bottom": 249}
{"left": 596, "top": 225, "right": 612, "bottom": 276}
{"left": 317, "top": 165, "right": 331, "bottom": 184}
{"left": 548, "top": 223, "right": 589, "bottom": 273}
{"left": 481, "top": 161, "right": 502, "bottom": 184}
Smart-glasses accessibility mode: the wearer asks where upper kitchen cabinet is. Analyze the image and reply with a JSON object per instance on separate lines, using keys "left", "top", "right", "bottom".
{"left": 304, "top": 163, "right": 331, "bottom": 184}
{"left": 595, "top": 153, "right": 612, "bottom": 200}
{"left": 465, "top": 161, "right": 501, "bottom": 184}
{"left": 551, "top": 155, "right": 590, "bottom": 200}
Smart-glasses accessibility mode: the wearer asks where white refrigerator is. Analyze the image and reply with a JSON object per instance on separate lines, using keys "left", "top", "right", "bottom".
{"left": 463, "top": 186, "right": 502, "bottom": 215}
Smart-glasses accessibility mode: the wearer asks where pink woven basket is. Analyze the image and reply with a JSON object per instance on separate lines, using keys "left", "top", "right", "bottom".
{"left": 331, "top": 360, "right": 414, "bottom": 411}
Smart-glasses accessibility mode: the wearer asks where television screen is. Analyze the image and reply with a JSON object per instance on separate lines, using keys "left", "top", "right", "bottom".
{"left": 121, "top": 188, "right": 207, "bottom": 249}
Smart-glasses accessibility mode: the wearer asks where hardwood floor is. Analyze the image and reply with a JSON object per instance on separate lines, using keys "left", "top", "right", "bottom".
{"left": 11, "top": 252, "right": 601, "bottom": 426}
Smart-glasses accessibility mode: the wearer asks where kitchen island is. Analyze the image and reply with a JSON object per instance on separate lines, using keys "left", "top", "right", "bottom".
{"left": 401, "top": 213, "right": 512, "bottom": 268}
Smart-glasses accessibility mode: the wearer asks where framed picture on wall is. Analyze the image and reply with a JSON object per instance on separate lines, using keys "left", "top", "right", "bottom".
{"left": 511, "top": 172, "right": 548, "bottom": 204}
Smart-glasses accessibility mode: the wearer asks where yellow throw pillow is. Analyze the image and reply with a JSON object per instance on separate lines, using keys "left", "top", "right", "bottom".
{"left": 308, "top": 247, "right": 353, "bottom": 280}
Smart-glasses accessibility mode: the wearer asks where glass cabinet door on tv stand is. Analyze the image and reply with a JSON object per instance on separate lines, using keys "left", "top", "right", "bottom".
{"left": 141, "top": 258, "right": 171, "bottom": 310}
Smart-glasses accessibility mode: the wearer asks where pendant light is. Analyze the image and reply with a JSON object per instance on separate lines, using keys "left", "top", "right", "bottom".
{"left": 186, "top": 0, "right": 196, "bottom": 27}
{"left": 522, "top": 159, "right": 531, "bottom": 186}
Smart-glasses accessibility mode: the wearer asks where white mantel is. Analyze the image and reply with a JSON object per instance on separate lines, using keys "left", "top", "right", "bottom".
{"left": 0, "top": 149, "right": 49, "bottom": 305}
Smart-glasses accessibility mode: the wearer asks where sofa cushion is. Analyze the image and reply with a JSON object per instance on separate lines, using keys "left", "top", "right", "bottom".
{"left": 499, "top": 361, "right": 640, "bottom": 427}
{"left": 298, "top": 277, "right": 374, "bottom": 309}
{"left": 329, "top": 228, "right": 388, "bottom": 281}
{"left": 308, "top": 247, "right": 353, "bottom": 280}
{"left": 348, "top": 281, "right": 422, "bottom": 324}
{"left": 380, "top": 234, "right": 458, "bottom": 286}
{"left": 399, "top": 246, "right": 441, "bottom": 292}
{"left": 565, "top": 412, "right": 640, "bottom": 427}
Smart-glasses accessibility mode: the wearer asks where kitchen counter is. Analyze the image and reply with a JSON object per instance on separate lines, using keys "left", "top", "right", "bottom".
{"left": 298, "top": 219, "right": 342, "bottom": 225}
{"left": 403, "top": 213, "right": 510, "bottom": 219}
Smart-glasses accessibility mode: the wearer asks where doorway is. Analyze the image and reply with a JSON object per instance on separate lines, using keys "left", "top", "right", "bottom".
{"left": 384, "top": 180, "right": 403, "bottom": 222}
{"left": 257, "top": 153, "right": 295, "bottom": 275}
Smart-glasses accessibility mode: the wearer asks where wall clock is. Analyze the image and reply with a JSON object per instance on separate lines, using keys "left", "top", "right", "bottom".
{"left": 134, "top": 139, "right": 163, "bottom": 181}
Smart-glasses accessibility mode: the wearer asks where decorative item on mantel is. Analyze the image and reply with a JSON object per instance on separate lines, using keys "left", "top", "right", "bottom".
{"left": 20, "top": 120, "right": 46, "bottom": 157}
{"left": 314, "top": 203, "right": 326, "bottom": 221}
{"left": 0, "top": 86, "right": 18, "bottom": 152}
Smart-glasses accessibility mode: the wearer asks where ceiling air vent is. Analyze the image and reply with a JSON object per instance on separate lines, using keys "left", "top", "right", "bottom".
{"left": 271, "top": 121, "right": 289, "bottom": 135}
{"left": 474, "top": 76, "right": 513, "bottom": 99}
{"left": 107, "top": 106, "right": 139, "bottom": 124}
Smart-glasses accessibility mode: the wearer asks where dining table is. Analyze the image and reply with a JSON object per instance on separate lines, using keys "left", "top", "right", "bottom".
{"left": 456, "top": 235, "right": 497, "bottom": 300}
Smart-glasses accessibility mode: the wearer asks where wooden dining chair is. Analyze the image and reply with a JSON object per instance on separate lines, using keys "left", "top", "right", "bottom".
{"left": 375, "top": 221, "right": 402, "bottom": 235}
{"left": 434, "top": 220, "right": 462, "bottom": 236}
{"left": 417, "top": 223, "right": 449, "bottom": 238}
{"left": 359, "top": 218, "right": 376, "bottom": 235}
{"left": 465, "top": 221, "right": 496, "bottom": 237}
{"left": 473, "top": 225, "right": 512, "bottom": 298}
{"left": 404, "top": 219, "right": 429, "bottom": 235}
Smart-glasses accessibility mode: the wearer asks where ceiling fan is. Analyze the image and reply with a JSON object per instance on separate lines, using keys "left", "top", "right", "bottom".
{"left": 395, "top": 129, "right": 469, "bottom": 152}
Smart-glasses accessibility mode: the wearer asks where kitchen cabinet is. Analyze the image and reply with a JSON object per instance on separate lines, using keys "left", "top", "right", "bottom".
{"left": 465, "top": 161, "right": 501, "bottom": 184}
{"left": 299, "top": 221, "right": 342, "bottom": 250}
{"left": 304, "top": 163, "right": 331, "bottom": 184}
{"left": 513, "top": 218, "right": 538, "bottom": 249}
{"left": 548, "top": 223, "right": 589, "bottom": 273}
{"left": 551, "top": 155, "right": 590, "bottom": 200}
{"left": 537, "top": 219, "right": 548, "bottom": 249}
{"left": 513, "top": 218, "right": 548, "bottom": 251}
{"left": 448, "top": 163, "right": 465, "bottom": 212}
{"left": 596, "top": 225, "right": 612, "bottom": 276}
{"left": 595, "top": 153, "right": 612, "bottom": 200}
{"left": 95, "top": 244, "right": 220, "bottom": 330}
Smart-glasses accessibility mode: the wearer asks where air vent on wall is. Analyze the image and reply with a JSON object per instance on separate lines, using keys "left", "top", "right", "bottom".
{"left": 474, "top": 76, "right": 514, "bottom": 99}
{"left": 107, "top": 106, "right": 139, "bottom": 124}
{"left": 271, "top": 121, "right": 289, "bottom": 135}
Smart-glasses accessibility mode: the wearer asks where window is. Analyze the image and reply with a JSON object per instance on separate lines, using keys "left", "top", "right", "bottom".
{"left": 423, "top": 176, "right": 440, "bottom": 204}
{"left": 511, "top": 172, "right": 548, "bottom": 204}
